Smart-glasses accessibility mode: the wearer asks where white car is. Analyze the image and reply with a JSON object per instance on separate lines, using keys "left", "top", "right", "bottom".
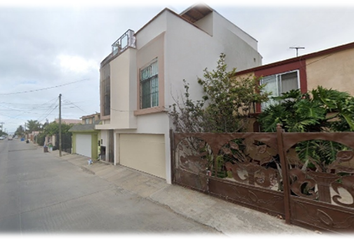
{"left": 8, "top": 135, "right": 13, "bottom": 140}
{"left": 0, "top": 136, "right": 4, "bottom": 140}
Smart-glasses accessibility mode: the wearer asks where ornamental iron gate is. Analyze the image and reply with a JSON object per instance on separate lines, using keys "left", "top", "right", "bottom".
{"left": 171, "top": 125, "right": 354, "bottom": 232}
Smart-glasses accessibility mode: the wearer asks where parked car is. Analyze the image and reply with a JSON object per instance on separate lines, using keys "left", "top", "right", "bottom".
{"left": 8, "top": 135, "right": 13, "bottom": 140}
{"left": 0, "top": 136, "right": 4, "bottom": 140}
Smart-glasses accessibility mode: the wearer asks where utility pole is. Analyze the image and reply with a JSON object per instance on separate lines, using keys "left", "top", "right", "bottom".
{"left": 59, "top": 94, "right": 62, "bottom": 157}
{"left": 290, "top": 46, "right": 305, "bottom": 57}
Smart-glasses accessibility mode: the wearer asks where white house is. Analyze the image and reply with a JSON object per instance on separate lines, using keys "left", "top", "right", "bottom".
{"left": 95, "top": 4, "right": 262, "bottom": 183}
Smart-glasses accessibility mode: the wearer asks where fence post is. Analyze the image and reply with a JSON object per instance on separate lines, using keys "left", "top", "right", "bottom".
{"left": 276, "top": 124, "right": 291, "bottom": 224}
{"left": 170, "top": 129, "right": 175, "bottom": 184}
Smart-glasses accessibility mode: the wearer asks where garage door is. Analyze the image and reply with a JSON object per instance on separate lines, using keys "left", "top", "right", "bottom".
{"left": 76, "top": 134, "right": 92, "bottom": 158}
{"left": 120, "top": 134, "right": 166, "bottom": 179}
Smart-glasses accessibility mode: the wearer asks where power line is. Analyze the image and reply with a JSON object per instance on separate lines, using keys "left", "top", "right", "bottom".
{"left": 0, "top": 79, "right": 89, "bottom": 96}
{"left": 37, "top": 104, "right": 59, "bottom": 123}
{"left": 62, "top": 97, "right": 87, "bottom": 114}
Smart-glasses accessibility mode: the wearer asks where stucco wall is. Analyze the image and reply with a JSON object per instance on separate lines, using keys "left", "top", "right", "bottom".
{"left": 193, "top": 11, "right": 213, "bottom": 36}
{"left": 165, "top": 10, "right": 262, "bottom": 111}
{"left": 306, "top": 48, "right": 354, "bottom": 95}
{"left": 110, "top": 48, "right": 137, "bottom": 129}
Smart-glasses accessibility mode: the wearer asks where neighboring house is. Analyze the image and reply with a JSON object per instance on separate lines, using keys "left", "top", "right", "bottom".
{"left": 45, "top": 118, "right": 81, "bottom": 147}
{"left": 69, "top": 113, "right": 100, "bottom": 160}
{"left": 95, "top": 4, "right": 263, "bottom": 183}
{"left": 28, "top": 131, "right": 40, "bottom": 142}
{"left": 235, "top": 41, "right": 354, "bottom": 112}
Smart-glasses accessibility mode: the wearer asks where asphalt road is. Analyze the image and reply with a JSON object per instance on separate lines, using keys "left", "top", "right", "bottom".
{"left": 0, "top": 139, "right": 219, "bottom": 234}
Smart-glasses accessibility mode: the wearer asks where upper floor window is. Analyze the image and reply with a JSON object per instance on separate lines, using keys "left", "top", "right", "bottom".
{"left": 103, "top": 77, "right": 110, "bottom": 116}
{"left": 261, "top": 70, "right": 300, "bottom": 110}
{"left": 84, "top": 118, "right": 94, "bottom": 124}
{"left": 140, "top": 59, "right": 158, "bottom": 109}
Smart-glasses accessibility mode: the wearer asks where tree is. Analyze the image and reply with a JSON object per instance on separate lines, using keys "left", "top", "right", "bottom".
{"left": 36, "top": 121, "right": 73, "bottom": 147}
{"left": 43, "top": 121, "right": 72, "bottom": 136}
{"left": 170, "top": 53, "right": 270, "bottom": 133}
{"left": 26, "top": 120, "right": 42, "bottom": 132}
{"left": 14, "top": 125, "right": 25, "bottom": 137}
{"left": 0, "top": 130, "right": 7, "bottom": 136}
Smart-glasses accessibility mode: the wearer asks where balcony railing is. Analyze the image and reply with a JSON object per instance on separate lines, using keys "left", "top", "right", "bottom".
{"left": 112, "top": 29, "right": 136, "bottom": 56}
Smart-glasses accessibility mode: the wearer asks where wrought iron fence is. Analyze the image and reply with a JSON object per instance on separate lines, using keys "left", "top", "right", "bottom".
{"left": 172, "top": 125, "right": 354, "bottom": 232}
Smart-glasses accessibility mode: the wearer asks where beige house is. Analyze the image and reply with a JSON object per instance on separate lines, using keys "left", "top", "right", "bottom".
{"left": 235, "top": 41, "right": 354, "bottom": 113}
{"left": 95, "top": 4, "right": 263, "bottom": 183}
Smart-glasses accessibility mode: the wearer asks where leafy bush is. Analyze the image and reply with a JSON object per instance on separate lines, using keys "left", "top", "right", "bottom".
{"left": 170, "top": 53, "right": 270, "bottom": 133}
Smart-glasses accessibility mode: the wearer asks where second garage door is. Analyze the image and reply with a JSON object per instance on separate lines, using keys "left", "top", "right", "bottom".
{"left": 75, "top": 134, "right": 92, "bottom": 158}
{"left": 120, "top": 134, "right": 166, "bottom": 179}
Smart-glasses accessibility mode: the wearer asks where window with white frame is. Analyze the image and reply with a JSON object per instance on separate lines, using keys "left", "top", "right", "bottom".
{"left": 140, "top": 59, "right": 158, "bottom": 109}
{"left": 261, "top": 70, "right": 300, "bottom": 110}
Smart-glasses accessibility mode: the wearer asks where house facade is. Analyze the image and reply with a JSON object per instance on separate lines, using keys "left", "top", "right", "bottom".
{"left": 235, "top": 41, "right": 354, "bottom": 112}
{"left": 95, "top": 4, "right": 263, "bottom": 183}
{"left": 69, "top": 113, "right": 100, "bottom": 160}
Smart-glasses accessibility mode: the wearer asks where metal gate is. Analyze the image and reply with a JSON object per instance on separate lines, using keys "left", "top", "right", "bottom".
{"left": 172, "top": 125, "right": 354, "bottom": 232}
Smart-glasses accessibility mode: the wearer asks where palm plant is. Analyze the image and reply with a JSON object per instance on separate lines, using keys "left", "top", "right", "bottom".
{"left": 257, "top": 86, "right": 354, "bottom": 168}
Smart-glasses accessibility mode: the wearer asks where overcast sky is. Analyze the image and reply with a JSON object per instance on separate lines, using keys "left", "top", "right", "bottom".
{"left": 1, "top": 0, "right": 353, "bottom": 134}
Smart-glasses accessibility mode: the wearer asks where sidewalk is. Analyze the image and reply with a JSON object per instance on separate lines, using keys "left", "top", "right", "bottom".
{"left": 48, "top": 149, "right": 316, "bottom": 235}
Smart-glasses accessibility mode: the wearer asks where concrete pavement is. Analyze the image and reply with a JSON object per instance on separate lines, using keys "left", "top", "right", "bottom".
{"left": 46, "top": 147, "right": 316, "bottom": 235}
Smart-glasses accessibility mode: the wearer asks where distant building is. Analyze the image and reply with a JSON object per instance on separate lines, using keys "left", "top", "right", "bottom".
{"left": 54, "top": 118, "right": 81, "bottom": 125}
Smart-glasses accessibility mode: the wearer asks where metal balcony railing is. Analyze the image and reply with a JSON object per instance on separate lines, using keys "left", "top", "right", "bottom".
{"left": 112, "top": 29, "right": 136, "bottom": 56}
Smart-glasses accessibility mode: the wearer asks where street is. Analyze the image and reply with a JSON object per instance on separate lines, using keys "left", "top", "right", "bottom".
{"left": 0, "top": 139, "right": 218, "bottom": 234}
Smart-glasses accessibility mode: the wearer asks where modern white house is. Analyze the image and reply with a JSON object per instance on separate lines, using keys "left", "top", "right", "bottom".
{"left": 95, "top": 4, "right": 263, "bottom": 183}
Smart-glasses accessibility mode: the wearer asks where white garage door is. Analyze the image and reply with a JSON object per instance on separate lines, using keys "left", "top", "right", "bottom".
{"left": 76, "top": 134, "right": 92, "bottom": 158}
{"left": 120, "top": 134, "right": 166, "bottom": 179}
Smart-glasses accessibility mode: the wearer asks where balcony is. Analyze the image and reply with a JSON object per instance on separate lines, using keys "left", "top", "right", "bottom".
{"left": 112, "top": 29, "right": 136, "bottom": 56}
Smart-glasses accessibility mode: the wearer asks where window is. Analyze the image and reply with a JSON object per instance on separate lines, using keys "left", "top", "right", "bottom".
{"left": 261, "top": 70, "right": 299, "bottom": 110}
{"left": 85, "top": 118, "right": 93, "bottom": 124}
{"left": 140, "top": 59, "right": 158, "bottom": 109}
{"left": 103, "top": 77, "right": 110, "bottom": 116}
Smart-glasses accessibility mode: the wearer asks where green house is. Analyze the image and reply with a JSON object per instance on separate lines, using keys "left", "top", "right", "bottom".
{"left": 69, "top": 113, "right": 100, "bottom": 160}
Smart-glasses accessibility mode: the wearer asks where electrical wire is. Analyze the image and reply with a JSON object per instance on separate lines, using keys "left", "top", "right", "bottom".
{"left": 0, "top": 79, "right": 89, "bottom": 96}
{"left": 61, "top": 96, "right": 88, "bottom": 115}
